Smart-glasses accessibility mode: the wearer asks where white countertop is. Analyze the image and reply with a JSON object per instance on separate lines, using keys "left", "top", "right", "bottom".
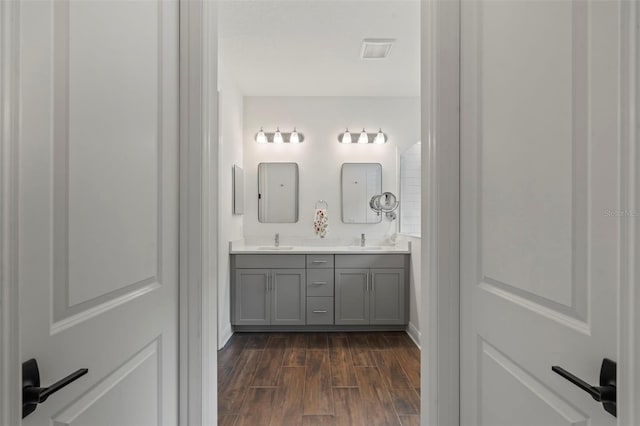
{"left": 229, "top": 241, "right": 411, "bottom": 254}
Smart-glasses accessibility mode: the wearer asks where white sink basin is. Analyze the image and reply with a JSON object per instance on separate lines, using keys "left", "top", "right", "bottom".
{"left": 348, "top": 246, "right": 384, "bottom": 251}
{"left": 258, "top": 246, "right": 294, "bottom": 250}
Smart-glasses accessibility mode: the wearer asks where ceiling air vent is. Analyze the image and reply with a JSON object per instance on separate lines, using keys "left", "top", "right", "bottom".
{"left": 360, "top": 38, "right": 395, "bottom": 60}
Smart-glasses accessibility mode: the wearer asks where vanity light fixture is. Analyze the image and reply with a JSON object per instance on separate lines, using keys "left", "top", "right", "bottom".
{"left": 256, "top": 127, "right": 268, "bottom": 144}
{"left": 273, "top": 127, "right": 284, "bottom": 144}
{"left": 289, "top": 127, "right": 300, "bottom": 144}
{"left": 340, "top": 128, "right": 352, "bottom": 144}
{"left": 357, "top": 128, "right": 368, "bottom": 144}
{"left": 338, "top": 128, "right": 388, "bottom": 144}
{"left": 254, "top": 127, "right": 305, "bottom": 144}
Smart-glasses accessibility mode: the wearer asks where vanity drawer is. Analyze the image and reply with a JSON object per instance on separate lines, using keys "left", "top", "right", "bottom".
{"left": 306, "top": 269, "right": 334, "bottom": 297}
{"left": 306, "top": 254, "right": 334, "bottom": 269}
{"left": 234, "top": 254, "right": 305, "bottom": 269}
{"left": 306, "top": 297, "right": 334, "bottom": 325}
{"left": 334, "top": 254, "right": 406, "bottom": 269}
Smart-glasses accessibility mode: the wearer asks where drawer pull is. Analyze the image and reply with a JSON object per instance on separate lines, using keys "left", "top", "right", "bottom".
{"left": 311, "top": 281, "right": 327, "bottom": 285}
{"left": 312, "top": 260, "right": 328, "bottom": 264}
{"left": 312, "top": 310, "right": 328, "bottom": 313}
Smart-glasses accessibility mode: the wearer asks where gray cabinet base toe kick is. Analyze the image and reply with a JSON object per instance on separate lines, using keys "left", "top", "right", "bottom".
{"left": 233, "top": 325, "right": 408, "bottom": 333}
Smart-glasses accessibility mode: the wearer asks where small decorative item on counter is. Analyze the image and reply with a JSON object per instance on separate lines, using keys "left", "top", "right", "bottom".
{"left": 314, "top": 200, "right": 329, "bottom": 238}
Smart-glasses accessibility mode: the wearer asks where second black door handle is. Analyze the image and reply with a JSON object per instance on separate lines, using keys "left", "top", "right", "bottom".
{"left": 552, "top": 358, "right": 616, "bottom": 417}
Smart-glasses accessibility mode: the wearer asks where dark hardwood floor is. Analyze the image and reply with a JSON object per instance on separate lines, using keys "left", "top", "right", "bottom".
{"left": 218, "top": 332, "right": 420, "bottom": 426}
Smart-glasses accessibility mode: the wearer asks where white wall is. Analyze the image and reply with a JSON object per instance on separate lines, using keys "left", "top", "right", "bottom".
{"left": 217, "top": 76, "right": 243, "bottom": 349}
{"left": 243, "top": 96, "right": 420, "bottom": 243}
{"left": 397, "top": 137, "right": 422, "bottom": 346}
{"left": 399, "top": 234, "right": 421, "bottom": 345}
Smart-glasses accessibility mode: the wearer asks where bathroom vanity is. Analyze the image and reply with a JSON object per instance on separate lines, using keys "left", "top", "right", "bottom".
{"left": 230, "top": 244, "right": 411, "bottom": 331}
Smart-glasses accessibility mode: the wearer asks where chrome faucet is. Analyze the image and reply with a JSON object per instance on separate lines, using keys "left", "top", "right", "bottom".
{"left": 275, "top": 233, "right": 280, "bottom": 247}
{"left": 360, "top": 233, "right": 366, "bottom": 247}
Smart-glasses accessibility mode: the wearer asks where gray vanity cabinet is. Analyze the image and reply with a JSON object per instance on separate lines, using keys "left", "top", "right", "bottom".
{"left": 232, "top": 253, "right": 407, "bottom": 329}
{"left": 334, "top": 269, "right": 369, "bottom": 325}
{"left": 369, "top": 269, "right": 405, "bottom": 325}
{"left": 271, "top": 269, "right": 306, "bottom": 325}
{"left": 335, "top": 255, "right": 407, "bottom": 326}
{"left": 232, "top": 255, "right": 306, "bottom": 326}
{"left": 234, "top": 269, "right": 270, "bottom": 325}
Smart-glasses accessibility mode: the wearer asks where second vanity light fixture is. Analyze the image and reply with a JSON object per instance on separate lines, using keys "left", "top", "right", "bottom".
{"left": 255, "top": 127, "right": 304, "bottom": 144}
{"left": 338, "top": 128, "right": 387, "bottom": 144}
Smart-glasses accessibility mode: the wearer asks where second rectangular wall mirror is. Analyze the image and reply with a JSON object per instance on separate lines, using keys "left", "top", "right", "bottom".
{"left": 341, "top": 163, "right": 382, "bottom": 224}
{"left": 258, "top": 162, "right": 299, "bottom": 223}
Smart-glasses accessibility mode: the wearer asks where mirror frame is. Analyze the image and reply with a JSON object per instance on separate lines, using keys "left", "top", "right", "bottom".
{"left": 340, "top": 162, "right": 383, "bottom": 224}
{"left": 257, "top": 162, "right": 299, "bottom": 223}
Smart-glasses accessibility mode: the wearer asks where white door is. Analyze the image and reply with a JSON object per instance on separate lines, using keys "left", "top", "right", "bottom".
{"left": 461, "top": 1, "right": 621, "bottom": 425}
{"left": 19, "top": 0, "right": 179, "bottom": 424}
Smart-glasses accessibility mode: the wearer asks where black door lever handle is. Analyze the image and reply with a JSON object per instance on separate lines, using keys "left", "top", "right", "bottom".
{"left": 22, "top": 358, "right": 88, "bottom": 418}
{"left": 552, "top": 358, "right": 616, "bottom": 417}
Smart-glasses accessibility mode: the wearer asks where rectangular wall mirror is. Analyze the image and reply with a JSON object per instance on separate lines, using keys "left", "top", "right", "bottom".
{"left": 258, "top": 162, "right": 299, "bottom": 223}
{"left": 341, "top": 163, "right": 382, "bottom": 224}
{"left": 233, "top": 164, "right": 244, "bottom": 215}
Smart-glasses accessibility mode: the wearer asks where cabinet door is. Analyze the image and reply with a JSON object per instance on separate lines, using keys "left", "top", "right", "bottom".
{"left": 234, "top": 269, "right": 270, "bottom": 325}
{"left": 271, "top": 269, "right": 306, "bottom": 325}
{"left": 335, "top": 268, "right": 370, "bottom": 325}
{"left": 370, "top": 268, "right": 405, "bottom": 325}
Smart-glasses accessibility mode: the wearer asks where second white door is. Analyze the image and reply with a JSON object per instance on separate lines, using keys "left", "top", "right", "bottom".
{"left": 461, "top": 1, "right": 622, "bottom": 425}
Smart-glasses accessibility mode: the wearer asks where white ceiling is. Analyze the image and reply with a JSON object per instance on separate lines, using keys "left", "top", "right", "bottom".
{"left": 219, "top": 0, "right": 420, "bottom": 97}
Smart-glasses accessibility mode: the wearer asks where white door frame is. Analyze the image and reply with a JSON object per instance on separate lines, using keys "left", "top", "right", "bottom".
{"left": 0, "top": 0, "right": 220, "bottom": 425}
{"left": 1, "top": 0, "right": 21, "bottom": 424}
{"left": 179, "top": 0, "right": 219, "bottom": 425}
{"left": 619, "top": 1, "right": 639, "bottom": 423}
{"left": 420, "top": 1, "right": 461, "bottom": 425}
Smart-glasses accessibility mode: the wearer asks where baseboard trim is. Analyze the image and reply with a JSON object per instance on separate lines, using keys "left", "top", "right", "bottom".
{"left": 406, "top": 322, "right": 421, "bottom": 349}
{"left": 218, "top": 325, "right": 233, "bottom": 350}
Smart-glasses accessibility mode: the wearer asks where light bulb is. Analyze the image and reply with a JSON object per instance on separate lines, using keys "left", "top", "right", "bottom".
{"left": 273, "top": 127, "right": 284, "bottom": 144}
{"left": 289, "top": 127, "right": 300, "bottom": 144}
{"left": 341, "top": 129, "right": 352, "bottom": 144}
{"left": 358, "top": 128, "right": 368, "bottom": 144}
{"left": 374, "top": 128, "right": 386, "bottom": 144}
{"left": 256, "top": 127, "right": 267, "bottom": 144}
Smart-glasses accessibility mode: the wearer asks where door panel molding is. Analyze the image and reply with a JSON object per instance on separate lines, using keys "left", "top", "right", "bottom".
{"left": 51, "top": 282, "right": 161, "bottom": 335}
{"left": 478, "top": 338, "right": 588, "bottom": 426}
{"left": 478, "top": 280, "right": 589, "bottom": 335}
{"left": 0, "top": 0, "right": 21, "bottom": 424}
{"left": 52, "top": 0, "right": 165, "bottom": 325}
{"left": 52, "top": 338, "right": 162, "bottom": 426}
{"left": 474, "top": 0, "right": 589, "bottom": 325}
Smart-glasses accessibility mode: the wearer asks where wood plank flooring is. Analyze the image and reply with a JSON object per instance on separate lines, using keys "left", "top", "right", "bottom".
{"left": 218, "top": 332, "right": 420, "bottom": 426}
